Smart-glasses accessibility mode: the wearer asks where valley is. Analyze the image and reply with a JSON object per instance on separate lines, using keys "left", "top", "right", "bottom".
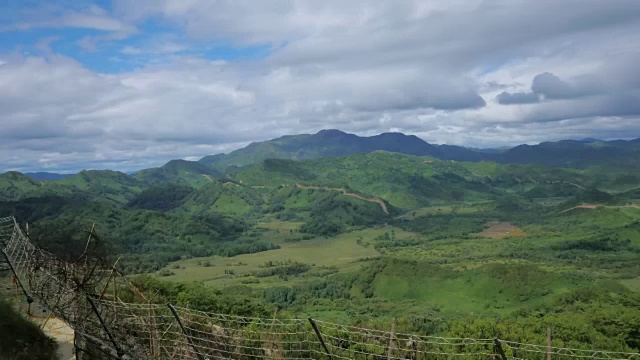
{"left": 1, "top": 134, "right": 640, "bottom": 353}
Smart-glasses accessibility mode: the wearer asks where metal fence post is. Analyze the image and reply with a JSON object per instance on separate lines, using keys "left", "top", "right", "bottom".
{"left": 167, "top": 303, "right": 205, "bottom": 360}
{"left": 308, "top": 318, "right": 333, "bottom": 360}
{"left": 494, "top": 339, "right": 508, "bottom": 360}
{"left": 86, "top": 296, "right": 124, "bottom": 359}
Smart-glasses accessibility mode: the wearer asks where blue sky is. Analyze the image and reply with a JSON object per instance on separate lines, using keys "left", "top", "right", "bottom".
{"left": 0, "top": 2, "right": 271, "bottom": 73}
{"left": 1, "top": 0, "right": 640, "bottom": 172}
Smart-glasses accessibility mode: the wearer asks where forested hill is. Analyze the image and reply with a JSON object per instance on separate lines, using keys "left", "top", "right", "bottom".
{"left": 2, "top": 150, "right": 640, "bottom": 352}
{"left": 2, "top": 150, "right": 639, "bottom": 273}
{"left": 198, "top": 129, "right": 640, "bottom": 170}
{"left": 199, "top": 129, "right": 453, "bottom": 168}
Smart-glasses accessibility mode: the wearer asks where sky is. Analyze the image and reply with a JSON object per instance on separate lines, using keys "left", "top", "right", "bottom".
{"left": 1, "top": 0, "right": 640, "bottom": 173}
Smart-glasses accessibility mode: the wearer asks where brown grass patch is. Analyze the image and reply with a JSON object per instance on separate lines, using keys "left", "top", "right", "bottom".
{"left": 474, "top": 221, "right": 525, "bottom": 239}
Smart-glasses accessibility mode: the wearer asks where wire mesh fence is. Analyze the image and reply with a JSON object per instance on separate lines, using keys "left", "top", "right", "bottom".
{"left": 1, "top": 216, "right": 639, "bottom": 360}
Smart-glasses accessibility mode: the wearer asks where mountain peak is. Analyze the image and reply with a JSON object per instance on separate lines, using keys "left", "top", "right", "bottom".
{"left": 198, "top": 129, "right": 442, "bottom": 168}
{"left": 193, "top": 130, "right": 640, "bottom": 171}
{"left": 315, "top": 129, "right": 351, "bottom": 137}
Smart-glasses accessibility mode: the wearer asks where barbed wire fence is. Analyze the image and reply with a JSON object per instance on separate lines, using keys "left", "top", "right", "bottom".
{"left": 1, "top": 216, "right": 639, "bottom": 360}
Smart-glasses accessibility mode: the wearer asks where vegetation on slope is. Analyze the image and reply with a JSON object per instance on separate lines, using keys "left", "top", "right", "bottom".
{"left": 2, "top": 148, "right": 640, "bottom": 352}
{"left": 134, "top": 159, "right": 222, "bottom": 188}
{"left": 0, "top": 300, "right": 58, "bottom": 360}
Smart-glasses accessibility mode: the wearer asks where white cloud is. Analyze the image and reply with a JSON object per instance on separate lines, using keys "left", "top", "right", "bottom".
{"left": 1, "top": 8, "right": 135, "bottom": 33}
{"left": 121, "top": 42, "right": 188, "bottom": 56}
{"left": 2, "top": 0, "right": 640, "bottom": 172}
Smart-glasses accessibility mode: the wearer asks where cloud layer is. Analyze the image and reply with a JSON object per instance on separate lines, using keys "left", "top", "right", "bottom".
{"left": 1, "top": 0, "right": 640, "bottom": 172}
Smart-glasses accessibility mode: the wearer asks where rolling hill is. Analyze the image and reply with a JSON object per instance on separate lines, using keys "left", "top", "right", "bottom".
{"left": 134, "top": 159, "right": 222, "bottom": 188}
{"left": 25, "top": 172, "right": 74, "bottom": 181}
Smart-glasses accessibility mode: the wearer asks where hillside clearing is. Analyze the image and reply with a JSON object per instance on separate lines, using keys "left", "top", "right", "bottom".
{"left": 473, "top": 221, "right": 525, "bottom": 239}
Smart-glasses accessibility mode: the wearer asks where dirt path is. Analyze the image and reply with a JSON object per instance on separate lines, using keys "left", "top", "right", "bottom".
{"left": 558, "top": 203, "right": 640, "bottom": 214}
{"left": 201, "top": 174, "right": 213, "bottom": 182}
{"left": 41, "top": 317, "right": 75, "bottom": 360}
{"left": 547, "top": 180, "right": 586, "bottom": 190}
{"left": 1, "top": 276, "right": 75, "bottom": 359}
{"left": 296, "top": 184, "right": 389, "bottom": 214}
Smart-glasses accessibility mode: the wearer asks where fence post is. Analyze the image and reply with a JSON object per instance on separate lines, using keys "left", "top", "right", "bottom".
{"left": 86, "top": 296, "right": 124, "bottom": 359}
{"left": 74, "top": 332, "right": 83, "bottom": 360}
{"left": 493, "top": 339, "right": 507, "bottom": 360}
{"left": 387, "top": 318, "right": 396, "bottom": 360}
{"left": 167, "top": 303, "right": 205, "bottom": 360}
{"left": 308, "top": 318, "right": 333, "bottom": 360}
{"left": 547, "top": 327, "right": 552, "bottom": 360}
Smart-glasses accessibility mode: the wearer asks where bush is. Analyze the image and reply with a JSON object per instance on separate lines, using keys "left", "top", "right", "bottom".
{"left": 158, "top": 269, "right": 175, "bottom": 277}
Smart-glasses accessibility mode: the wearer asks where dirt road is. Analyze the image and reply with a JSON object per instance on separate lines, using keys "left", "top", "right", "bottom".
{"left": 41, "top": 317, "right": 75, "bottom": 360}
{"left": 296, "top": 184, "right": 389, "bottom": 214}
{"left": 559, "top": 203, "right": 640, "bottom": 214}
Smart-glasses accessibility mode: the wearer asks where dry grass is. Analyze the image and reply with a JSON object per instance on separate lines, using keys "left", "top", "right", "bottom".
{"left": 473, "top": 221, "right": 525, "bottom": 239}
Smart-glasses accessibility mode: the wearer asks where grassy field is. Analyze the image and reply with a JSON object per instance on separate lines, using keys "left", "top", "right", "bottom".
{"left": 370, "top": 265, "right": 575, "bottom": 315}
{"left": 160, "top": 221, "right": 384, "bottom": 288}
{"left": 154, "top": 203, "right": 640, "bottom": 318}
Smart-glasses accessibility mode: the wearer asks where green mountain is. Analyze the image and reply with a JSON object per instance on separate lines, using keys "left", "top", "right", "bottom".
{"left": 134, "top": 159, "right": 222, "bottom": 188}
{"left": 198, "top": 129, "right": 640, "bottom": 170}
{"left": 25, "top": 172, "right": 74, "bottom": 181}
{"left": 228, "top": 152, "right": 639, "bottom": 209}
{"left": 199, "top": 129, "right": 482, "bottom": 169}
{"left": 498, "top": 139, "right": 640, "bottom": 168}
{"left": 0, "top": 171, "right": 79, "bottom": 201}
{"left": 0, "top": 172, "right": 45, "bottom": 201}
{"left": 57, "top": 170, "right": 145, "bottom": 203}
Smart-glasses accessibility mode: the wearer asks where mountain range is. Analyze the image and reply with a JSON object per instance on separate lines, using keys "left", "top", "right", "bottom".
{"left": 25, "top": 172, "right": 74, "bottom": 181}
{"left": 199, "top": 129, "right": 640, "bottom": 170}
{"left": 17, "top": 130, "right": 640, "bottom": 181}
{"left": 2, "top": 130, "right": 639, "bottom": 350}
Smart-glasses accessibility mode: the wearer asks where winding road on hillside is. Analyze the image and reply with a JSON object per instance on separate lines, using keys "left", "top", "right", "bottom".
{"left": 558, "top": 203, "right": 640, "bottom": 214}
{"left": 295, "top": 184, "right": 389, "bottom": 214}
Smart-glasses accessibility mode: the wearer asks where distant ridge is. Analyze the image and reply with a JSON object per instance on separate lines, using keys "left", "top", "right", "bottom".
{"left": 199, "top": 129, "right": 481, "bottom": 169}
{"left": 11, "top": 131, "right": 640, "bottom": 175}
{"left": 198, "top": 129, "right": 640, "bottom": 170}
{"left": 499, "top": 138, "right": 640, "bottom": 168}
{"left": 25, "top": 172, "right": 74, "bottom": 181}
